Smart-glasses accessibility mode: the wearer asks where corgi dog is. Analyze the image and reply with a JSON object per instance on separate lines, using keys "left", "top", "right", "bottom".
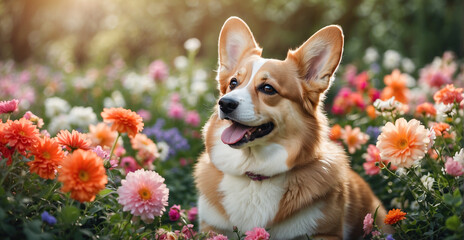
{"left": 194, "top": 17, "right": 391, "bottom": 239}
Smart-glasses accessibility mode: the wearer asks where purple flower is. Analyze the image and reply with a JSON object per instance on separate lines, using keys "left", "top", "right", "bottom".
{"left": 386, "top": 234, "right": 395, "bottom": 240}
{"left": 144, "top": 119, "right": 190, "bottom": 159}
{"left": 41, "top": 211, "right": 57, "bottom": 225}
{"left": 366, "top": 126, "right": 381, "bottom": 141}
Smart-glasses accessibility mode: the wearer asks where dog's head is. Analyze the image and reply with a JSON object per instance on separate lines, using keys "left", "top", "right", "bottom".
{"left": 208, "top": 17, "right": 343, "bottom": 174}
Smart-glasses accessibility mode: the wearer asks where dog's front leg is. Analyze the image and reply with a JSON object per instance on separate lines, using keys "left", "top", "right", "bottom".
{"left": 311, "top": 235, "right": 342, "bottom": 240}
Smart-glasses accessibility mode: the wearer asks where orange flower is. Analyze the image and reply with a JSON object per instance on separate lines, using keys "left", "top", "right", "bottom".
{"left": 377, "top": 118, "right": 429, "bottom": 168}
{"left": 431, "top": 122, "right": 453, "bottom": 139}
{"left": 0, "top": 121, "right": 14, "bottom": 165}
{"left": 1, "top": 118, "right": 40, "bottom": 155}
{"left": 131, "top": 133, "right": 159, "bottom": 160}
{"left": 101, "top": 108, "right": 144, "bottom": 138}
{"left": 384, "top": 209, "right": 407, "bottom": 225}
{"left": 55, "top": 129, "right": 91, "bottom": 151}
{"left": 329, "top": 124, "right": 342, "bottom": 141}
{"left": 58, "top": 149, "right": 107, "bottom": 202}
{"left": 88, "top": 123, "right": 118, "bottom": 148}
{"left": 341, "top": 125, "right": 369, "bottom": 154}
{"left": 415, "top": 102, "right": 436, "bottom": 117}
{"left": 366, "top": 105, "right": 377, "bottom": 119}
{"left": 27, "top": 137, "right": 65, "bottom": 179}
{"left": 433, "top": 84, "right": 463, "bottom": 105}
{"left": 381, "top": 69, "right": 409, "bottom": 104}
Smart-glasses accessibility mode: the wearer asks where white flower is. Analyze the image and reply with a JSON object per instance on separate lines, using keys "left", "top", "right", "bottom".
{"left": 45, "top": 97, "right": 70, "bottom": 117}
{"left": 104, "top": 91, "right": 126, "bottom": 108}
{"left": 191, "top": 81, "right": 208, "bottom": 95}
{"left": 401, "top": 58, "right": 416, "bottom": 73}
{"left": 73, "top": 76, "right": 95, "bottom": 89}
{"left": 48, "top": 114, "right": 71, "bottom": 134}
{"left": 420, "top": 173, "right": 435, "bottom": 191}
{"left": 435, "top": 102, "right": 455, "bottom": 122}
{"left": 68, "top": 106, "right": 97, "bottom": 128}
{"left": 193, "top": 69, "right": 208, "bottom": 82}
{"left": 410, "top": 201, "right": 420, "bottom": 211}
{"left": 454, "top": 149, "right": 464, "bottom": 166}
{"left": 184, "top": 38, "right": 201, "bottom": 52}
{"left": 157, "top": 141, "right": 170, "bottom": 162}
{"left": 396, "top": 167, "right": 407, "bottom": 176}
{"left": 123, "top": 73, "right": 155, "bottom": 95}
{"left": 174, "top": 56, "right": 188, "bottom": 70}
{"left": 373, "top": 97, "right": 402, "bottom": 112}
{"left": 427, "top": 128, "right": 436, "bottom": 150}
{"left": 363, "top": 47, "right": 379, "bottom": 64}
{"left": 383, "top": 50, "right": 401, "bottom": 69}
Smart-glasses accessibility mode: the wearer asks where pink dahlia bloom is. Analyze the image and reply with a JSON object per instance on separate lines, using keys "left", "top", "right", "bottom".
{"left": 244, "top": 227, "right": 270, "bottom": 240}
{"left": 363, "top": 213, "right": 374, "bottom": 236}
{"left": 117, "top": 169, "right": 169, "bottom": 223}
{"left": 445, "top": 157, "right": 464, "bottom": 177}
{"left": 0, "top": 99, "right": 19, "bottom": 114}
{"left": 120, "top": 156, "right": 140, "bottom": 173}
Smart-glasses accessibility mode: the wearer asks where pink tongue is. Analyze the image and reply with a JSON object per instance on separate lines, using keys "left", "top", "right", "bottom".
{"left": 221, "top": 123, "right": 253, "bottom": 145}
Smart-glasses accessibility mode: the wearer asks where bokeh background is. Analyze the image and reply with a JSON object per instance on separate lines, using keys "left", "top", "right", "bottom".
{"left": 1, "top": 0, "right": 463, "bottom": 68}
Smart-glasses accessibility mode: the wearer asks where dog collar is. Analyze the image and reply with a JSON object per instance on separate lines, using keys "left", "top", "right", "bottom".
{"left": 245, "top": 171, "right": 271, "bottom": 181}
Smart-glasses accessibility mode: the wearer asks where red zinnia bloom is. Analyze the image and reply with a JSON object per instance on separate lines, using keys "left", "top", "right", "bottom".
{"left": 27, "top": 137, "right": 65, "bottom": 179}
{"left": 384, "top": 209, "right": 407, "bottom": 225}
{"left": 101, "top": 108, "right": 144, "bottom": 138}
{"left": 1, "top": 118, "right": 40, "bottom": 155}
{"left": 55, "top": 129, "right": 91, "bottom": 152}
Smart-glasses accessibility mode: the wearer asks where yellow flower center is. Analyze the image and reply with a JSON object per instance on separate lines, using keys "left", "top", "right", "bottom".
{"left": 78, "top": 170, "right": 90, "bottom": 182}
{"left": 19, "top": 131, "right": 26, "bottom": 136}
{"left": 138, "top": 187, "right": 152, "bottom": 200}
{"left": 397, "top": 138, "right": 409, "bottom": 149}
{"left": 347, "top": 135, "right": 358, "bottom": 146}
{"left": 43, "top": 152, "right": 51, "bottom": 159}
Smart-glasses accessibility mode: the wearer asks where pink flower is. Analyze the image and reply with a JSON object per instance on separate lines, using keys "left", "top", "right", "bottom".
{"left": 341, "top": 125, "right": 369, "bottom": 154}
{"left": 244, "top": 227, "right": 270, "bottom": 240}
{"left": 92, "top": 146, "right": 109, "bottom": 160}
{"left": 181, "top": 224, "right": 196, "bottom": 239}
{"left": 187, "top": 207, "right": 198, "bottom": 222}
{"left": 120, "top": 156, "right": 140, "bottom": 173}
{"left": 137, "top": 109, "right": 152, "bottom": 122}
{"left": 363, "top": 213, "right": 374, "bottom": 236}
{"left": 445, "top": 157, "right": 464, "bottom": 177}
{"left": 117, "top": 169, "right": 169, "bottom": 223}
{"left": 184, "top": 111, "right": 201, "bottom": 127}
{"left": 0, "top": 99, "right": 19, "bottom": 114}
{"left": 169, "top": 205, "right": 181, "bottom": 221}
{"left": 207, "top": 235, "right": 228, "bottom": 240}
{"left": 363, "top": 144, "right": 397, "bottom": 175}
{"left": 23, "top": 111, "right": 44, "bottom": 128}
{"left": 149, "top": 60, "right": 169, "bottom": 82}
{"left": 168, "top": 103, "right": 185, "bottom": 119}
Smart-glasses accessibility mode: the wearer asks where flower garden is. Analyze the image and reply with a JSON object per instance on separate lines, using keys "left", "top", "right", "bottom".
{"left": 1, "top": 1, "right": 464, "bottom": 239}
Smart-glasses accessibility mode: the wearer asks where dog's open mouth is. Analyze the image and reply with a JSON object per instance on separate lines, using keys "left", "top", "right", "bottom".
{"left": 221, "top": 121, "right": 274, "bottom": 146}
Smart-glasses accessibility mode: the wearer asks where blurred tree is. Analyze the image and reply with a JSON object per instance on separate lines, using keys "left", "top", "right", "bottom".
{"left": 0, "top": 0, "right": 462, "bottom": 68}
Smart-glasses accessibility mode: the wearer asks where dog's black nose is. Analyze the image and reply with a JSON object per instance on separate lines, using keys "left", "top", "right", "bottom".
{"left": 219, "top": 98, "right": 239, "bottom": 114}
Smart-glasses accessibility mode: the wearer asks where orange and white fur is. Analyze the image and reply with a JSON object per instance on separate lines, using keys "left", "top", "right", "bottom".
{"left": 194, "top": 17, "right": 391, "bottom": 239}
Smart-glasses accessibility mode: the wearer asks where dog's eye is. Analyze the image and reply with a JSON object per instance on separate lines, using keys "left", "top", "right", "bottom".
{"left": 259, "top": 84, "right": 277, "bottom": 95}
{"left": 229, "top": 78, "right": 238, "bottom": 90}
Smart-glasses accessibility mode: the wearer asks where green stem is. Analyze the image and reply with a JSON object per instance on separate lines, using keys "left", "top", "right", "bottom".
{"left": 108, "top": 133, "right": 121, "bottom": 163}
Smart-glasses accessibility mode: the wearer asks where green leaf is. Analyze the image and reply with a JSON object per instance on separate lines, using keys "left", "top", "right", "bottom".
{"left": 445, "top": 215, "right": 461, "bottom": 231}
{"left": 98, "top": 188, "right": 113, "bottom": 198}
{"left": 60, "top": 206, "right": 80, "bottom": 225}
{"left": 453, "top": 189, "right": 462, "bottom": 207}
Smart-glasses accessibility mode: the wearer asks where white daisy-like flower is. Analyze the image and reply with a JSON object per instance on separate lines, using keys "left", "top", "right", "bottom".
{"left": 401, "top": 58, "right": 416, "bottom": 73}
{"left": 157, "top": 141, "right": 170, "bottom": 162}
{"left": 103, "top": 91, "right": 126, "bottom": 108}
{"left": 363, "top": 47, "right": 379, "bottom": 64}
{"left": 45, "top": 97, "right": 70, "bottom": 118}
{"left": 383, "top": 50, "right": 401, "bottom": 69}
{"left": 454, "top": 149, "right": 464, "bottom": 166}
{"left": 48, "top": 114, "right": 71, "bottom": 134}
{"left": 174, "top": 56, "right": 188, "bottom": 70}
{"left": 184, "top": 38, "right": 201, "bottom": 52}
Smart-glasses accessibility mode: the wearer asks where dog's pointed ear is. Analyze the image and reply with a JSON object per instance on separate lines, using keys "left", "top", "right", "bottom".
{"left": 218, "top": 17, "right": 261, "bottom": 73}
{"left": 287, "top": 25, "right": 344, "bottom": 93}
